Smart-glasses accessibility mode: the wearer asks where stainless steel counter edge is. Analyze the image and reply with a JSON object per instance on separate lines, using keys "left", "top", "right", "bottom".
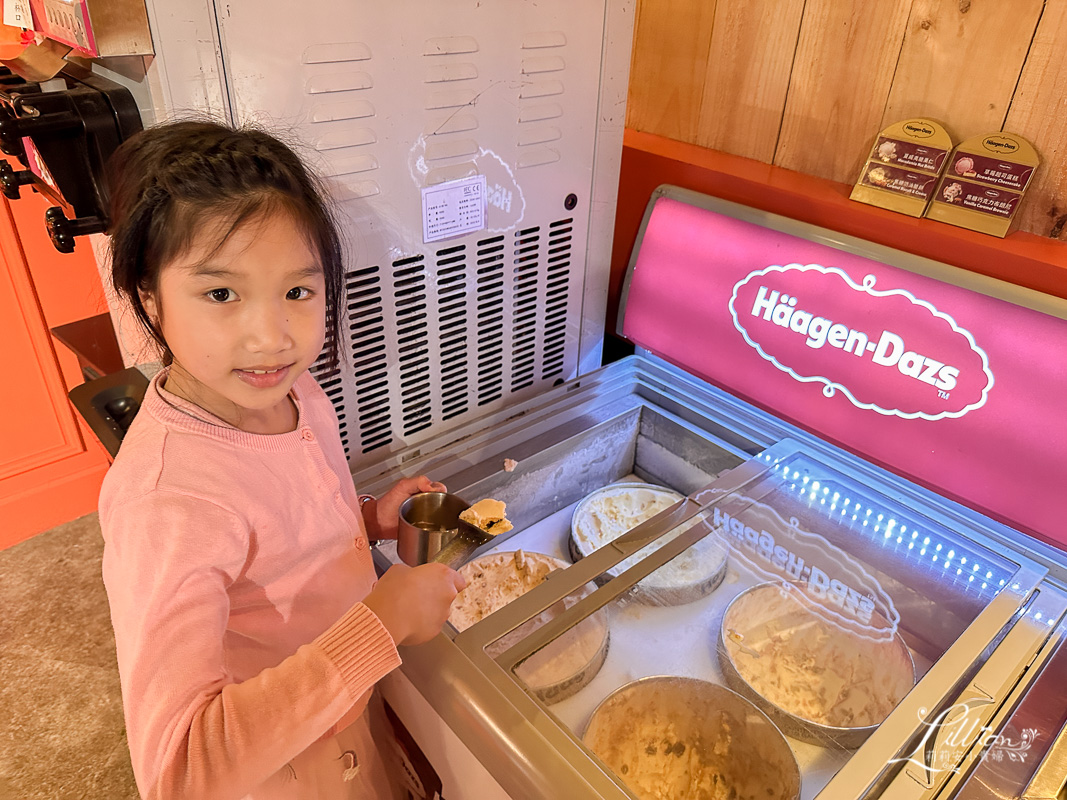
{"left": 876, "top": 584, "right": 1067, "bottom": 800}
{"left": 394, "top": 629, "right": 632, "bottom": 800}
{"left": 351, "top": 356, "right": 778, "bottom": 497}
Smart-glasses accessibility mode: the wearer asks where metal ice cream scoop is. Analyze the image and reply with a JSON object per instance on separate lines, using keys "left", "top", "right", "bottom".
{"left": 429, "top": 517, "right": 496, "bottom": 569}
{"left": 398, "top": 492, "right": 496, "bottom": 568}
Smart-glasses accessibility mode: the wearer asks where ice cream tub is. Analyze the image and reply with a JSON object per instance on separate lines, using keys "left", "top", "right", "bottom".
{"left": 582, "top": 675, "right": 801, "bottom": 800}
{"left": 449, "top": 550, "right": 609, "bottom": 705}
{"left": 568, "top": 482, "right": 728, "bottom": 606}
{"left": 717, "top": 580, "right": 916, "bottom": 749}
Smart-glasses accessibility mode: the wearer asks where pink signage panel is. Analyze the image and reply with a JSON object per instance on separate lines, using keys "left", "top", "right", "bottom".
{"left": 621, "top": 195, "right": 1067, "bottom": 547}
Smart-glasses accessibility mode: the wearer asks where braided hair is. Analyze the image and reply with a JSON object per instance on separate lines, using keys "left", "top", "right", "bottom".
{"left": 105, "top": 119, "right": 345, "bottom": 370}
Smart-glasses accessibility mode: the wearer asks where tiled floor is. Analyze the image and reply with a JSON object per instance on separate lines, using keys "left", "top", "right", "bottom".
{"left": 0, "top": 513, "right": 138, "bottom": 800}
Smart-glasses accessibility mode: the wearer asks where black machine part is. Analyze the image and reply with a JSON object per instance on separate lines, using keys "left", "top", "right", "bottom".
{"left": 0, "top": 67, "right": 143, "bottom": 253}
{"left": 67, "top": 366, "right": 149, "bottom": 459}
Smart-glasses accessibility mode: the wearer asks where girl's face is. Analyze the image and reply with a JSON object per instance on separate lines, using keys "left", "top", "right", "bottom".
{"left": 142, "top": 209, "right": 327, "bottom": 434}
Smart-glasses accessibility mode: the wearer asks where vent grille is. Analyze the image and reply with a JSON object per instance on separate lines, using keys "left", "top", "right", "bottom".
{"left": 475, "top": 234, "right": 506, "bottom": 406}
{"left": 543, "top": 217, "right": 573, "bottom": 380}
{"left": 437, "top": 243, "right": 470, "bottom": 421}
{"left": 511, "top": 225, "right": 540, "bottom": 392}
{"left": 315, "top": 215, "right": 578, "bottom": 463}
{"left": 347, "top": 266, "right": 391, "bottom": 455}
{"left": 394, "top": 255, "right": 432, "bottom": 438}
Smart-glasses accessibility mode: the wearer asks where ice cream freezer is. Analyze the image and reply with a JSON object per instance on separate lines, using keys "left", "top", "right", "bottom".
{"left": 353, "top": 186, "right": 1067, "bottom": 800}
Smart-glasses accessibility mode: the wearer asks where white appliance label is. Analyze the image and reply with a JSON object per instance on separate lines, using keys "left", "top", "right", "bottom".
{"left": 422, "top": 175, "right": 486, "bottom": 243}
{"left": 3, "top": 0, "right": 30, "bottom": 28}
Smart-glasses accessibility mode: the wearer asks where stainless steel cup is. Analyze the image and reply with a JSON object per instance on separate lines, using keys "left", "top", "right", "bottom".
{"left": 397, "top": 492, "right": 469, "bottom": 565}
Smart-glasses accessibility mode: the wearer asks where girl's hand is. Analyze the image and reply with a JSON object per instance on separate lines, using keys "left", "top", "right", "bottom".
{"left": 363, "top": 563, "right": 466, "bottom": 646}
{"left": 375, "top": 475, "right": 447, "bottom": 540}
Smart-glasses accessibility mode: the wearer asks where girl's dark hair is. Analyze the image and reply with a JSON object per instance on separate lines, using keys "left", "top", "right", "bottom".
{"left": 105, "top": 119, "right": 345, "bottom": 370}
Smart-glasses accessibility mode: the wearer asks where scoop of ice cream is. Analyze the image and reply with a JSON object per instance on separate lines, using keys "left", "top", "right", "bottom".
{"left": 723, "top": 584, "right": 914, "bottom": 729}
{"left": 584, "top": 678, "right": 799, "bottom": 800}
{"left": 955, "top": 156, "right": 975, "bottom": 175}
{"left": 450, "top": 550, "right": 557, "bottom": 630}
{"left": 460, "top": 498, "right": 513, "bottom": 534}
{"left": 867, "top": 167, "right": 889, "bottom": 186}
{"left": 574, "top": 487, "right": 677, "bottom": 546}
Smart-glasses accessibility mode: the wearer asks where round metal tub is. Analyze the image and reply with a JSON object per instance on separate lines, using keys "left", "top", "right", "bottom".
{"left": 718, "top": 581, "right": 916, "bottom": 749}
{"left": 569, "top": 482, "right": 728, "bottom": 606}
{"left": 583, "top": 675, "right": 801, "bottom": 800}
{"left": 450, "top": 551, "right": 609, "bottom": 705}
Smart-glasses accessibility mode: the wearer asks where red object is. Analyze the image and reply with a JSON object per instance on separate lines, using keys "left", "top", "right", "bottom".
{"left": 0, "top": 23, "right": 28, "bottom": 60}
{"left": 27, "top": 0, "right": 98, "bottom": 56}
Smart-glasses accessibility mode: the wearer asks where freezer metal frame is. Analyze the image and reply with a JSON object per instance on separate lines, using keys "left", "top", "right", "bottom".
{"left": 360, "top": 353, "right": 1062, "bottom": 799}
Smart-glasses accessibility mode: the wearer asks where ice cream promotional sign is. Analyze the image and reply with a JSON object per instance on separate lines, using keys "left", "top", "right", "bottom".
{"left": 729, "top": 265, "right": 994, "bottom": 421}
{"left": 620, "top": 195, "right": 1067, "bottom": 544}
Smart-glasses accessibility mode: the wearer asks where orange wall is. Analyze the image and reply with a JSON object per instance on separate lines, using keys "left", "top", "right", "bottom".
{"left": 0, "top": 177, "right": 111, "bottom": 550}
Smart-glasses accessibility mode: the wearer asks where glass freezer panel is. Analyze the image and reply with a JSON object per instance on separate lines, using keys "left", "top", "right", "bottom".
{"left": 702, "top": 450, "right": 1019, "bottom": 666}
{"left": 469, "top": 445, "right": 1029, "bottom": 800}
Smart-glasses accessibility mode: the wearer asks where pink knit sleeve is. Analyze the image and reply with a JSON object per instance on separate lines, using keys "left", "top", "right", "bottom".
{"left": 101, "top": 490, "right": 401, "bottom": 800}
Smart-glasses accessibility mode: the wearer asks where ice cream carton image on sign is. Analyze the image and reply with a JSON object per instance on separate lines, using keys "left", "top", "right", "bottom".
{"left": 729, "top": 264, "right": 994, "bottom": 421}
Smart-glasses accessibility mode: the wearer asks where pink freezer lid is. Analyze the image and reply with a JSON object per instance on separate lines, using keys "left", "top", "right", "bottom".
{"left": 619, "top": 187, "right": 1067, "bottom": 548}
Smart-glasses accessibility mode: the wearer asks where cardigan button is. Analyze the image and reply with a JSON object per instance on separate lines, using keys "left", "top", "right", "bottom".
{"left": 301, "top": 429, "right": 315, "bottom": 442}
{"left": 355, "top": 537, "right": 367, "bottom": 550}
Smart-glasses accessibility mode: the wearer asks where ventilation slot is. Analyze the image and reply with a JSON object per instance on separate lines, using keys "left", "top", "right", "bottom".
{"left": 346, "top": 265, "right": 392, "bottom": 454}
{"left": 542, "top": 217, "right": 573, "bottom": 380}
{"left": 474, "top": 235, "right": 505, "bottom": 406}
{"left": 511, "top": 225, "right": 540, "bottom": 392}
{"left": 436, "top": 244, "right": 470, "bottom": 420}
{"left": 393, "top": 255, "right": 432, "bottom": 436}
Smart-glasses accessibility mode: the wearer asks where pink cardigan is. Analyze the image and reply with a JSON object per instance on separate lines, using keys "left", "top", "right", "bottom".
{"left": 99, "top": 369, "right": 402, "bottom": 800}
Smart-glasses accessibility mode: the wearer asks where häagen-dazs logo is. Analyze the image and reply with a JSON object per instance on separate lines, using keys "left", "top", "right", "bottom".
{"left": 729, "top": 264, "right": 994, "bottom": 420}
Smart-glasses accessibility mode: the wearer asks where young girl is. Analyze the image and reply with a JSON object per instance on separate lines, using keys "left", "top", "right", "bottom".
{"left": 98, "top": 120, "right": 465, "bottom": 800}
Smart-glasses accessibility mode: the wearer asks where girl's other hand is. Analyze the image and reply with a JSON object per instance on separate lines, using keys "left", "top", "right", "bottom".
{"left": 363, "top": 563, "right": 466, "bottom": 646}
{"left": 375, "top": 475, "right": 447, "bottom": 539}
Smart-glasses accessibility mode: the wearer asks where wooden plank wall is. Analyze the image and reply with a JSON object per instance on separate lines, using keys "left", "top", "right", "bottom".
{"left": 627, "top": 0, "right": 1067, "bottom": 240}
